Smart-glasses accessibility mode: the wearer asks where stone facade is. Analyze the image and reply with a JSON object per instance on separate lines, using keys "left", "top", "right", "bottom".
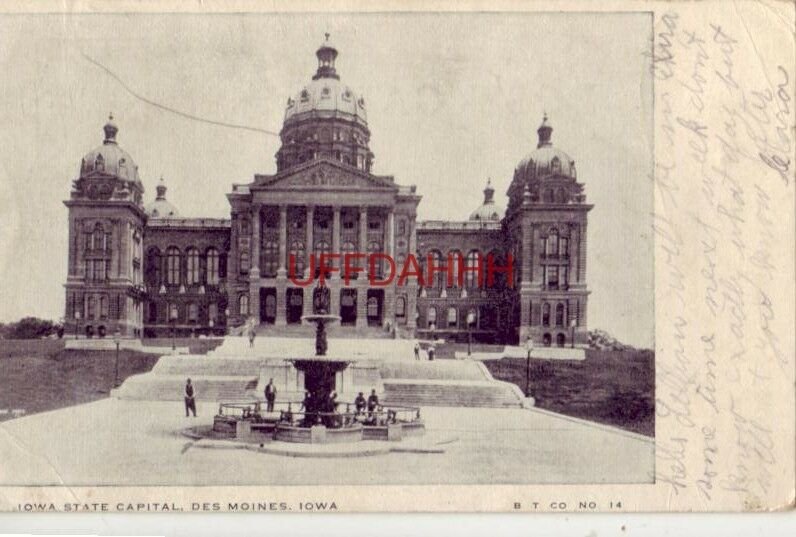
{"left": 63, "top": 37, "right": 591, "bottom": 347}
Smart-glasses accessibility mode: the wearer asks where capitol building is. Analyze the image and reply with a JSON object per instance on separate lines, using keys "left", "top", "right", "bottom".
{"left": 63, "top": 36, "right": 592, "bottom": 347}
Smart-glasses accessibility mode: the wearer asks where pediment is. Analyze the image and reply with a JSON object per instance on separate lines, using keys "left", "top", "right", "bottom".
{"left": 254, "top": 159, "right": 397, "bottom": 191}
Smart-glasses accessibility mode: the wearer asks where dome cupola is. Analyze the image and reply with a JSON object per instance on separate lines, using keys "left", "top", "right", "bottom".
{"left": 313, "top": 33, "right": 339, "bottom": 80}
{"left": 469, "top": 178, "right": 503, "bottom": 221}
{"left": 506, "top": 114, "right": 586, "bottom": 212}
{"left": 71, "top": 114, "right": 144, "bottom": 205}
{"left": 144, "top": 176, "right": 180, "bottom": 218}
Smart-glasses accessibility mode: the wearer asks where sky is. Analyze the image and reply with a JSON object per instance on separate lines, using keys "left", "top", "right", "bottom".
{"left": 0, "top": 13, "right": 654, "bottom": 348}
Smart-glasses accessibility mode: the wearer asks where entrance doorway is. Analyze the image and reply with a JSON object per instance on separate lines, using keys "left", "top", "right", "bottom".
{"left": 340, "top": 289, "right": 357, "bottom": 325}
{"left": 260, "top": 288, "right": 276, "bottom": 324}
{"left": 286, "top": 288, "right": 303, "bottom": 324}
{"left": 366, "top": 289, "right": 383, "bottom": 326}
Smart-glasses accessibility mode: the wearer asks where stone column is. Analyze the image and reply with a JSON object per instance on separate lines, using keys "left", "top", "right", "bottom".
{"left": 275, "top": 285, "right": 287, "bottom": 326}
{"left": 250, "top": 205, "right": 261, "bottom": 279}
{"left": 277, "top": 205, "right": 288, "bottom": 278}
{"left": 356, "top": 285, "right": 368, "bottom": 328}
{"left": 578, "top": 222, "right": 587, "bottom": 284}
{"left": 305, "top": 206, "right": 314, "bottom": 279}
{"left": 332, "top": 206, "right": 341, "bottom": 276}
{"left": 248, "top": 205, "right": 261, "bottom": 323}
{"left": 406, "top": 219, "right": 417, "bottom": 329}
{"left": 356, "top": 207, "right": 368, "bottom": 328}
{"left": 387, "top": 210, "right": 395, "bottom": 259}
{"left": 358, "top": 206, "right": 368, "bottom": 253}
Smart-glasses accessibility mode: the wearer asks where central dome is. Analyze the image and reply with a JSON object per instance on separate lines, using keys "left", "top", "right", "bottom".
{"left": 276, "top": 35, "right": 374, "bottom": 173}
{"left": 283, "top": 35, "right": 368, "bottom": 127}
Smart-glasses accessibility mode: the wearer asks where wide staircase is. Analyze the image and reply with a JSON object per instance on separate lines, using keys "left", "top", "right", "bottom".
{"left": 382, "top": 380, "right": 524, "bottom": 408}
{"left": 112, "top": 337, "right": 527, "bottom": 408}
{"left": 111, "top": 355, "right": 262, "bottom": 402}
{"left": 252, "top": 323, "right": 394, "bottom": 339}
{"left": 380, "top": 360, "right": 525, "bottom": 408}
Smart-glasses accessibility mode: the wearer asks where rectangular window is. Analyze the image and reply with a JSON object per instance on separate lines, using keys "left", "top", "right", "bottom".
{"left": 562, "top": 266, "right": 568, "bottom": 288}
{"left": 548, "top": 266, "right": 559, "bottom": 289}
{"left": 208, "top": 303, "right": 218, "bottom": 322}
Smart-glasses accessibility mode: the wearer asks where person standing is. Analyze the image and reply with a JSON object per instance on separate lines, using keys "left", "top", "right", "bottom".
{"left": 354, "top": 392, "right": 367, "bottom": 416}
{"left": 414, "top": 342, "right": 420, "bottom": 360}
{"left": 428, "top": 343, "right": 435, "bottom": 361}
{"left": 184, "top": 378, "right": 197, "bottom": 417}
{"left": 247, "top": 318, "right": 256, "bottom": 348}
{"left": 264, "top": 378, "right": 277, "bottom": 413}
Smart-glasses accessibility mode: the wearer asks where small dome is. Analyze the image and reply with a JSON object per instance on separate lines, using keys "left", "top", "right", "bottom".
{"left": 469, "top": 179, "right": 503, "bottom": 221}
{"left": 514, "top": 114, "right": 577, "bottom": 183}
{"left": 283, "top": 36, "right": 368, "bottom": 125}
{"left": 79, "top": 114, "right": 141, "bottom": 184}
{"left": 144, "top": 177, "right": 180, "bottom": 218}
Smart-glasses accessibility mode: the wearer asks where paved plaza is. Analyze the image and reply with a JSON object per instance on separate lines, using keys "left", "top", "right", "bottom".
{"left": 0, "top": 398, "right": 653, "bottom": 486}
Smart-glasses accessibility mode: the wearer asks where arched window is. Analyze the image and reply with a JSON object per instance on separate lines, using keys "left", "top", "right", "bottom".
{"left": 367, "top": 297, "right": 379, "bottom": 317}
{"left": 188, "top": 303, "right": 199, "bottom": 322}
{"left": 556, "top": 188, "right": 567, "bottom": 204}
{"left": 551, "top": 156, "right": 561, "bottom": 174}
{"left": 544, "top": 189, "right": 554, "bottom": 203}
{"left": 448, "top": 250, "right": 462, "bottom": 288}
{"left": 168, "top": 303, "right": 179, "bottom": 321}
{"left": 239, "top": 251, "right": 250, "bottom": 274}
{"left": 428, "top": 250, "right": 444, "bottom": 288}
{"left": 556, "top": 303, "right": 565, "bottom": 326}
{"left": 239, "top": 294, "right": 249, "bottom": 316}
{"left": 447, "top": 307, "right": 458, "bottom": 328}
{"left": 94, "top": 154, "right": 104, "bottom": 172}
{"left": 262, "top": 240, "right": 279, "bottom": 277}
{"left": 186, "top": 248, "right": 200, "bottom": 285}
{"left": 427, "top": 306, "right": 437, "bottom": 328}
{"left": 465, "top": 250, "right": 481, "bottom": 288}
{"left": 467, "top": 307, "right": 478, "bottom": 328}
{"left": 396, "top": 297, "right": 406, "bottom": 318}
{"left": 92, "top": 223, "right": 104, "bottom": 251}
{"left": 239, "top": 217, "right": 250, "bottom": 235}
{"left": 206, "top": 248, "right": 220, "bottom": 285}
{"left": 86, "top": 296, "right": 95, "bottom": 319}
{"left": 542, "top": 303, "right": 551, "bottom": 326}
{"left": 145, "top": 248, "right": 161, "bottom": 286}
{"left": 289, "top": 241, "right": 306, "bottom": 277}
{"left": 547, "top": 230, "right": 559, "bottom": 256}
{"left": 208, "top": 303, "right": 218, "bottom": 323}
{"left": 166, "top": 247, "right": 180, "bottom": 285}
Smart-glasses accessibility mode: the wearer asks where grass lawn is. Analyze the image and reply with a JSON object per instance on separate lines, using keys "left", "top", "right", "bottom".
{"left": 0, "top": 339, "right": 161, "bottom": 422}
{"left": 482, "top": 349, "right": 654, "bottom": 437}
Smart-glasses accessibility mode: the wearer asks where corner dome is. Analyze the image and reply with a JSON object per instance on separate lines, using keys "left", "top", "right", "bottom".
{"left": 514, "top": 114, "right": 577, "bottom": 183}
{"left": 144, "top": 177, "right": 180, "bottom": 218}
{"left": 469, "top": 179, "right": 503, "bottom": 221}
{"left": 79, "top": 114, "right": 142, "bottom": 184}
{"left": 283, "top": 35, "right": 368, "bottom": 126}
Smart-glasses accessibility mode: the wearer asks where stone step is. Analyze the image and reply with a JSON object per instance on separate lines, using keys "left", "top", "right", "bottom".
{"left": 382, "top": 379, "right": 523, "bottom": 408}
{"left": 152, "top": 355, "right": 263, "bottom": 377}
{"left": 112, "top": 374, "right": 258, "bottom": 402}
